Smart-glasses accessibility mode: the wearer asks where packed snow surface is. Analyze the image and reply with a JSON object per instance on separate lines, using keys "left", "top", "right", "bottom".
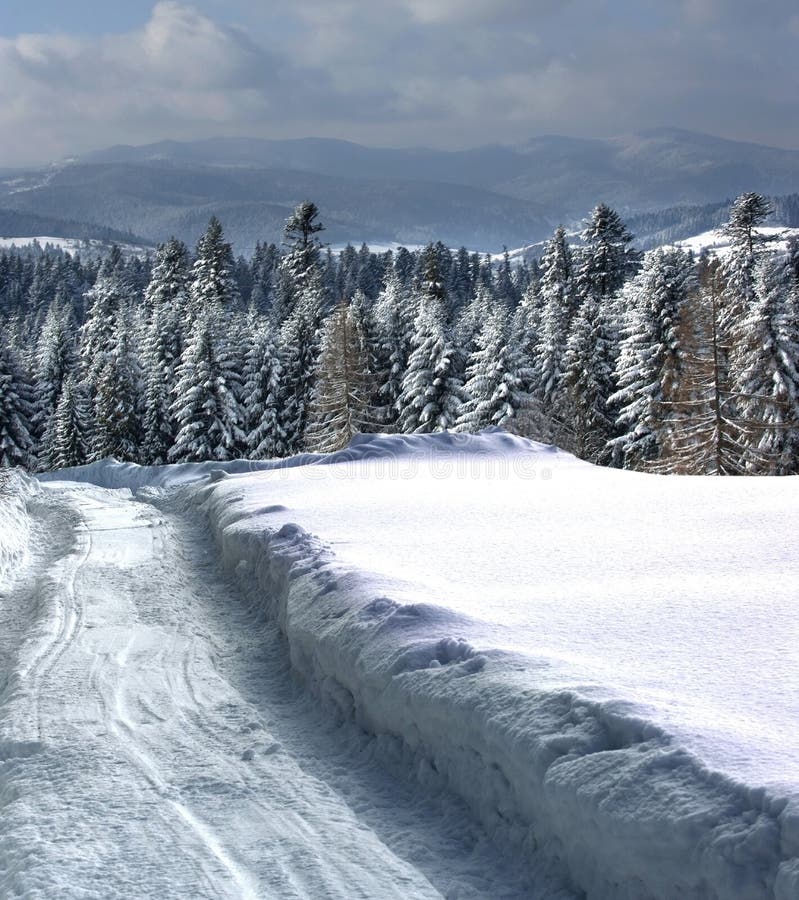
{"left": 38, "top": 431, "right": 799, "bottom": 899}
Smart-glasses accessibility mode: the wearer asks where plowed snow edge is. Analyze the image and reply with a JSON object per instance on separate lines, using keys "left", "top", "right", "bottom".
{"left": 184, "top": 476, "right": 799, "bottom": 900}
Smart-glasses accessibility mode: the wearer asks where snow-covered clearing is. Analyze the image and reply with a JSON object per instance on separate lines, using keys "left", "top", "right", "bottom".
{"left": 0, "top": 236, "right": 86, "bottom": 252}
{"left": 28, "top": 431, "right": 799, "bottom": 899}
{"left": 671, "top": 226, "right": 799, "bottom": 258}
{"left": 0, "top": 236, "right": 151, "bottom": 256}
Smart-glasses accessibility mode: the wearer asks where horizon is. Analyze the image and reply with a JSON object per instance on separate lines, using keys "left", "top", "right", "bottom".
{"left": 8, "top": 125, "right": 799, "bottom": 174}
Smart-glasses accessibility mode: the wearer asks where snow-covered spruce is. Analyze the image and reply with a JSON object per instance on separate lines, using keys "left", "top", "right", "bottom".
{"left": 396, "top": 296, "right": 464, "bottom": 433}
{"left": 0, "top": 340, "right": 38, "bottom": 470}
{"left": 609, "top": 248, "right": 696, "bottom": 468}
{"left": 169, "top": 311, "right": 246, "bottom": 463}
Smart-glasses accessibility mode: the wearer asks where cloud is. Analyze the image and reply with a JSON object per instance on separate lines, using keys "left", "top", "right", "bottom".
{"left": 0, "top": 0, "right": 796, "bottom": 166}
{"left": 0, "top": 3, "right": 289, "bottom": 163}
{"left": 401, "top": 0, "right": 554, "bottom": 25}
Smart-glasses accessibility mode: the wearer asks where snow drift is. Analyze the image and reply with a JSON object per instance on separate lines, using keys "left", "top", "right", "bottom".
{"left": 40, "top": 432, "right": 799, "bottom": 899}
{"left": 0, "top": 468, "right": 37, "bottom": 588}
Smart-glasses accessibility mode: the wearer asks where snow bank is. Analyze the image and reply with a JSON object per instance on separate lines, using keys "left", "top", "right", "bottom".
{"left": 168, "top": 435, "right": 798, "bottom": 900}
{"left": 37, "top": 429, "right": 537, "bottom": 490}
{"left": 40, "top": 433, "right": 799, "bottom": 898}
{"left": 0, "top": 469, "right": 37, "bottom": 588}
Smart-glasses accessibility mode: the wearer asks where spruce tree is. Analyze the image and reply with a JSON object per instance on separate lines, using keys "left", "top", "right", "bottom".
{"left": 189, "top": 217, "right": 240, "bottom": 318}
{"left": 91, "top": 315, "right": 143, "bottom": 462}
{"left": 456, "top": 302, "right": 526, "bottom": 432}
{"left": 574, "top": 204, "right": 639, "bottom": 304}
{"left": 243, "top": 322, "right": 285, "bottom": 459}
{"left": 609, "top": 249, "right": 696, "bottom": 468}
{"left": 34, "top": 294, "right": 77, "bottom": 466}
{"left": 278, "top": 269, "right": 326, "bottom": 454}
{"left": 250, "top": 242, "right": 280, "bottom": 313}
{"left": 732, "top": 254, "right": 799, "bottom": 474}
{"left": 49, "top": 375, "right": 91, "bottom": 470}
{"left": 0, "top": 341, "right": 37, "bottom": 469}
{"left": 80, "top": 247, "right": 136, "bottom": 392}
{"left": 561, "top": 296, "right": 617, "bottom": 461}
{"left": 722, "top": 192, "right": 774, "bottom": 257}
{"left": 565, "top": 205, "right": 638, "bottom": 460}
{"left": 170, "top": 313, "right": 246, "bottom": 462}
{"left": 373, "top": 269, "right": 415, "bottom": 430}
{"left": 454, "top": 283, "right": 494, "bottom": 358}
{"left": 144, "top": 238, "right": 191, "bottom": 314}
{"left": 273, "top": 202, "right": 325, "bottom": 325}
{"left": 396, "top": 297, "right": 463, "bottom": 434}
{"left": 534, "top": 225, "right": 577, "bottom": 407}
{"left": 140, "top": 301, "right": 183, "bottom": 464}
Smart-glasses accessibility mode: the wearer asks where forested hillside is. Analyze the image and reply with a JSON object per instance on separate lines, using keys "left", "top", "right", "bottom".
{"left": 6, "top": 129, "right": 799, "bottom": 253}
{"left": 1, "top": 194, "right": 797, "bottom": 476}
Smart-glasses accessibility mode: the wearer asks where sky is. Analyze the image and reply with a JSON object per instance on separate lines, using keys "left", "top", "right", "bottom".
{"left": 0, "top": 0, "right": 797, "bottom": 167}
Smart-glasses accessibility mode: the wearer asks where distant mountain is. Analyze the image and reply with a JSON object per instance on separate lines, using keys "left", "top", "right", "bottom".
{"left": 496, "top": 129, "right": 799, "bottom": 215}
{"left": 81, "top": 128, "right": 799, "bottom": 214}
{"left": 2, "top": 128, "right": 797, "bottom": 254}
{"left": 0, "top": 160, "right": 552, "bottom": 253}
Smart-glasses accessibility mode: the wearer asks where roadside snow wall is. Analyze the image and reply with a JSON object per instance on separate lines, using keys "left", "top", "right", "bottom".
{"left": 187, "top": 473, "right": 799, "bottom": 900}
{"left": 0, "top": 469, "right": 36, "bottom": 589}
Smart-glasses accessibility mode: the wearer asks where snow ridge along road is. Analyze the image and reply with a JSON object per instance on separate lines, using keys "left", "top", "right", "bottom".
{"left": 0, "top": 479, "right": 564, "bottom": 899}
{"left": 18, "top": 432, "right": 799, "bottom": 898}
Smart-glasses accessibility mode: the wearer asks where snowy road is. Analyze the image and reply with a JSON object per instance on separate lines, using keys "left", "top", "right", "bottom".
{"left": 0, "top": 482, "right": 567, "bottom": 899}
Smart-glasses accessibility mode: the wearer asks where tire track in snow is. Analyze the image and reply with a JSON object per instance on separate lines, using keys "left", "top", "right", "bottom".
{"left": 85, "top": 637, "right": 225, "bottom": 898}
{"left": 86, "top": 547, "right": 261, "bottom": 900}
{"left": 112, "top": 636, "right": 261, "bottom": 900}
{"left": 16, "top": 500, "right": 91, "bottom": 740}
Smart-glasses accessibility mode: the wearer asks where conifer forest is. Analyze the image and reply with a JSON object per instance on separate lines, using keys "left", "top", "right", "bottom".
{"left": 1, "top": 193, "right": 797, "bottom": 476}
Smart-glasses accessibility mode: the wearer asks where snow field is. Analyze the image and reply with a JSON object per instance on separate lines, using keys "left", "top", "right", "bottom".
{"left": 166, "top": 433, "right": 799, "bottom": 900}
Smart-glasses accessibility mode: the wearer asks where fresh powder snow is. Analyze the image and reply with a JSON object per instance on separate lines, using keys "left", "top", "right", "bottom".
{"left": 6, "top": 430, "right": 796, "bottom": 898}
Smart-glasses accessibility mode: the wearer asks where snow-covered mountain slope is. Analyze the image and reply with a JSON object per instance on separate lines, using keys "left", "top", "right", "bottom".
{"left": 670, "top": 226, "right": 799, "bottom": 258}
{"left": 39, "top": 431, "right": 799, "bottom": 899}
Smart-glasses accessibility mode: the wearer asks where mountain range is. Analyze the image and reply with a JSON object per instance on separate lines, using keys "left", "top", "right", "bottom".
{"left": 1, "top": 128, "right": 798, "bottom": 254}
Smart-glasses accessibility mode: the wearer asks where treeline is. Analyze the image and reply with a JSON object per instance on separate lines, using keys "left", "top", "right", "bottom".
{"left": 0, "top": 195, "right": 797, "bottom": 475}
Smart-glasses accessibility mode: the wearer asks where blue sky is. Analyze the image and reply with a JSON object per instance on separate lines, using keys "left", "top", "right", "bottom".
{"left": 0, "top": 3, "right": 145, "bottom": 36}
{"left": 0, "top": 1, "right": 796, "bottom": 166}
